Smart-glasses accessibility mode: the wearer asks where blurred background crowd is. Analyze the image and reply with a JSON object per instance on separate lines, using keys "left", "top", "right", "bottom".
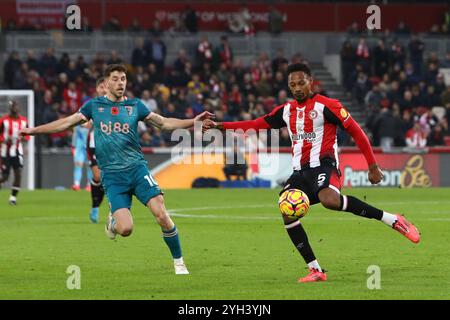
{"left": 2, "top": 4, "right": 450, "bottom": 150}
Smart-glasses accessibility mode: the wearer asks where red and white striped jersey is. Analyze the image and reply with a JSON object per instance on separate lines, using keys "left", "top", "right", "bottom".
{"left": 0, "top": 115, "right": 28, "bottom": 158}
{"left": 263, "top": 94, "right": 352, "bottom": 170}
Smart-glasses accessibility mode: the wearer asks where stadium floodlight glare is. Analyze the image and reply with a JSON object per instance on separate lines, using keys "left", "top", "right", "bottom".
{"left": 0, "top": 90, "right": 35, "bottom": 190}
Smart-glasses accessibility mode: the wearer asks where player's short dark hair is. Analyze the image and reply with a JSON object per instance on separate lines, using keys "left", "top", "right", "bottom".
{"left": 96, "top": 76, "right": 105, "bottom": 87}
{"left": 104, "top": 64, "right": 127, "bottom": 78}
{"left": 287, "top": 63, "right": 312, "bottom": 77}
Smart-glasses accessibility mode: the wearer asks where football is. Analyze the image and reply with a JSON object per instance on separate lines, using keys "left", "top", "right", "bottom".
{"left": 278, "top": 189, "right": 310, "bottom": 218}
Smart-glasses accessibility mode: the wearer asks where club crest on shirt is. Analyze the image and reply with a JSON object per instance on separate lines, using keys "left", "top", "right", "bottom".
{"left": 308, "top": 110, "right": 318, "bottom": 120}
{"left": 125, "top": 106, "right": 133, "bottom": 116}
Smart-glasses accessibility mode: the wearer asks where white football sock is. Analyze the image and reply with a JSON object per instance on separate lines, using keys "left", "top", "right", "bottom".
{"left": 307, "top": 260, "right": 322, "bottom": 272}
{"left": 381, "top": 212, "right": 398, "bottom": 227}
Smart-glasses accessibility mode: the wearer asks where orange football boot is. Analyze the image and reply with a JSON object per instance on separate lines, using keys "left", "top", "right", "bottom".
{"left": 298, "top": 268, "right": 327, "bottom": 283}
{"left": 393, "top": 214, "right": 421, "bottom": 244}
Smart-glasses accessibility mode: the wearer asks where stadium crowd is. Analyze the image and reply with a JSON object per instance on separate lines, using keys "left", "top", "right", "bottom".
{"left": 341, "top": 21, "right": 450, "bottom": 150}
{"left": 2, "top": 14, "right": 450, "bottom": 150}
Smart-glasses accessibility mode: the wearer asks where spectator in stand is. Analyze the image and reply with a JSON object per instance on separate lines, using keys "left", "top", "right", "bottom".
{"left": 373, "top": 40, "right": 389, "bottom": 78}
{"left": 440, "top": 85, "right": 450, "bottom": 107}
{"left": 365, "top": 84, "right": 385, "bottom": 111}
{"left": 102, "top": 16, "right": 122, "bottom": 32}
{"left": 441, "top": 52, "right": 450, "bottom": 68}
{"left": 356, "top": 37, "right": 370, "bottom": 73}
{"left": 434, "top": 73, "right": 446, "bottom": 96}
{"left": 183, "top": 6, "right": 198, "bottom": 34}
{"left": 145, "top": 35, "right": 166, "bottom": 74}
{"left": 128, "top": 17, "right": 143, "bottom": 33}
{"left": 25, "top": 50, "right": 39, "bottom": 72}
{"left": 426, "top": 52, "right": 440, "bottom": 67}
{"left": 399, "top": 90, "right": 414, "bottom": 112}
{"left": 141, "top": 89, "right": 158, "bottom": 113}
{"left": 408, "top": 34, "right": 425, "bottom": 75}
{"left": 63, "top": 81, "right": 82, "bottom": 114}
{"left": 214, "top": 35, "right": 233, "bottom": 70}
{"left": 386, "top": 80, "right": 403, "bottom": 105}
{"left": 39, "top": 48, "right": 58, "bottom": 78}
{"left": 131, "top": 38, "right": 148, "bottom": 68}
{"left": 173, "top": 49, "right": 189, "bottom": 72}
{"left": 140, "top": 131, "right": 153, "bottom": 147}
{"left": 272, "top": 49, "right": 289, "bottom": 74}
{"left": 255, "top": 71, "right": 272, "bottom": 98}
{"left": 424, "top": 62, "right": 439, "bottom": 85}
{"left": 411, "top": 85, "right": 425, "bottom": 109}
{"left": 272, "top": 71, "right": 288, "bottom": 96}
{"left": 340, "top": 40, "right": 357, "bottom": 93}
{"left": 392, "top": 103, "right": 408, "bottom": 147}
{"left": 389, "top": 38, "right": 406, "bottom": 69}
{"left": 149, "top": 19, "right": 164, "bottom": 38}
{"left": 424, "top": 85, "right": 441, "bottom": 108}
{"left": 196, "top": 35, "right": 213, "bottom": 69}
{"left": 372, "top": 106, "right": 396, "bottom": 151}
{"left": 352, "top": 71, "right": 370, "bottom": 106}
{"left": 347, "top": 22, "right": 362, "bottom": 35}
{"left": 405, "top": 122, "right": 428, "bottom": 148}
{"left": 428, "top": 124, "right": 446, "bottom": 146}
{"left": 107, "top": 50, "right": 122, "bottom": 65}
{"left": 268, "top": 6, "right": 284, "bottom": 35}
{"left": 3, "top": 51, "right": 22, "bottom": 88}
{"left": 445, "top": 104, "right": 450, "bottom": 135}
{"left": 187, "top": 74, "right": 206, "bottom": 99}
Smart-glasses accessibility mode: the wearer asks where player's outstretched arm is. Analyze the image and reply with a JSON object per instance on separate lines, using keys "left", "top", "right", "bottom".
{"left": 345, "top": 117, "right": 384, "bottom": 184}
{"left": 19, "top": 113, "right": 87, "bottom": 137}
{"left": 144, "top": 111, "right": 214, "bottom": 131}
{"left": 202, "top": 117, "right": 272, "bottom": 132}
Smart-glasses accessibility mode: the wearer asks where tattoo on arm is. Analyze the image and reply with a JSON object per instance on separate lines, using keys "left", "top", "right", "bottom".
{"left": 145, "top": 113, "right": 165, "bottom": 129}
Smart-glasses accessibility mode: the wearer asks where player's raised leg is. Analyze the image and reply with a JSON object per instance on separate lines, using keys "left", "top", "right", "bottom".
{"left": 318, "top": 187, "right": 420, "bottom": 243}
{"left": 147, "top": 195, "right": 189, "bottom": 275}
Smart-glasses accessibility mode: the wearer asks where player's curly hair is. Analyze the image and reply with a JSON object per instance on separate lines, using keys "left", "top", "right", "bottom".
{"left": 287, "top": 63, "right": 312, "bottom": 77}
{"left": 104, "top": 64, "right": 127, "bottom": 78}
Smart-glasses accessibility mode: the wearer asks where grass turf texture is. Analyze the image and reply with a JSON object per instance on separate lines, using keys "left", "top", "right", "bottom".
{"left": 0, "top": 188, "right": 449, "bottom": 300}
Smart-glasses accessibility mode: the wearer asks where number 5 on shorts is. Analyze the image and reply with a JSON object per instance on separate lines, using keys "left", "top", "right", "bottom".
{"left": 318, "top": 173, "right": 326, "bottom": 186}
{"left": 144, "top": 174, "right": 157, "bottom": 187}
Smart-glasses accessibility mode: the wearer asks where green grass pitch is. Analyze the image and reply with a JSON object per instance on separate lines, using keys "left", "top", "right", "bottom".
{"left": 0, "top": 188, "right": 449, "bottom": 300}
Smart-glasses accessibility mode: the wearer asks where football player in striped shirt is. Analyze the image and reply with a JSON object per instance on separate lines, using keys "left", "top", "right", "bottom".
{"left": 203, "top": 63, "right": 420, "bottom": 282}
{"left": 0, "top": 100, "right": 28, "bottom": 205}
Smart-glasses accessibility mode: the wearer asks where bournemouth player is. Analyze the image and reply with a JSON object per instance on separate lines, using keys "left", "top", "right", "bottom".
{"left": 87, "top": 77, "right": 107, "bottom": 223}
{"left": 0, "top": 100, "right": 29, "bottom": 205}
{"left": 20, "top": 64, "right": 213, "bottom": 274}
{"left": 203, "top": 63, "right": 420, "bottom": 282}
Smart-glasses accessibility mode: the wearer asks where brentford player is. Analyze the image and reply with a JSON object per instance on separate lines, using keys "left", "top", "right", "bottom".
{"left": 203, "top": 63, "right": 420, "bottom": 283}
{"left": 0, "top": 100, "right": 29, "bottom": 205}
